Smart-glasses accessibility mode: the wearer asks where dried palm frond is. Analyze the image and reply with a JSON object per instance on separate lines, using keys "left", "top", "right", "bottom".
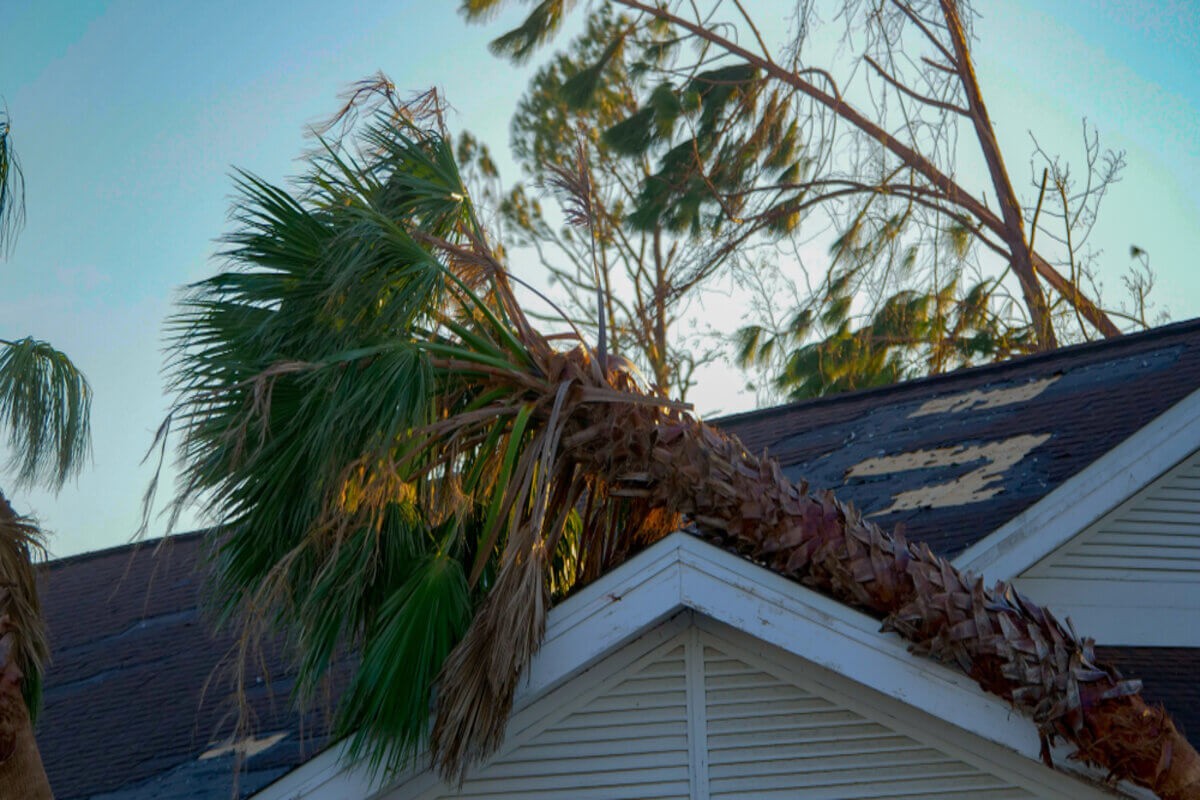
{"left": 0, "top": 494, "right": 47, "bottom": 742}
{"left": 542, "top": 137, "right": 609, "bottom": 364}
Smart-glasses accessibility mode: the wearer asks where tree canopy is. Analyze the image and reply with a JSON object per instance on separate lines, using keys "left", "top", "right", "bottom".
{"left": 463, "top": 0, "right": 1155, "bottom": 400}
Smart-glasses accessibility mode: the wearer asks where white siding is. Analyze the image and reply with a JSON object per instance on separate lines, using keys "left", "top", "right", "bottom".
{"left": 1024, "top": 450, "right": 1200, "bottom": 581}
{"left": 398, "top": 612, "right": 1117, "bottom": 800}
{"left": 1017, "top": 450, "right": 1200, "bottom": 645}
{"left": 702, "top": 645, "right": 1036, "bottom": 800}
{"left": 430, "top": 644, "right": 690, "bottom": 800}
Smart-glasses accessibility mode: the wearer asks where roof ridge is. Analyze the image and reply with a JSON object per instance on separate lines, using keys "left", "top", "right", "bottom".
{"left": 714, "top": 316, "right": 1200, "bottom": 427}
{"left": 44, "top": 530, "right": 204, "bottom": 569}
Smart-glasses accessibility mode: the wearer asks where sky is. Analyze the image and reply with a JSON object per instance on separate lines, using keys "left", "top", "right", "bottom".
{"left": 1, "top": 0, "right": 1198, "bottom": 557}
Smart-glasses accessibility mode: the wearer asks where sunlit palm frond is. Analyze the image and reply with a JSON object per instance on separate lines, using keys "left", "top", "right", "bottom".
{"left": 161, "top": 89, "right": 580, "bottom": 775}
{"left": 0, "top": 338, "right": 92, "bottom": 491}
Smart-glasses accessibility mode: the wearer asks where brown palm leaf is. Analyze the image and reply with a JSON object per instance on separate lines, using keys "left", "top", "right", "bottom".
{"left": 0, "top": 493, "right": 53, "bottom": 798}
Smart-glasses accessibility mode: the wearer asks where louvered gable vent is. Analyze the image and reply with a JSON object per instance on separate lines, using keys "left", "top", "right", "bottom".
{"left": 408, "top": 619, "right": 1104, "bottom": 799}
{"left": 428, "top": 645, "right": 690, "bottom": 800}
{"left": 702, "top": 646, "right": 1035, "bottom": 799}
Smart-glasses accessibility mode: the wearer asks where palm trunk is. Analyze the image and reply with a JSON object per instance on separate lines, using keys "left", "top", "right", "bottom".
{"left": 0, "top": 494, "right": 54, "bottom": 800}
{"left": 435, "top": 362, "right": 1200, "bottom": 798}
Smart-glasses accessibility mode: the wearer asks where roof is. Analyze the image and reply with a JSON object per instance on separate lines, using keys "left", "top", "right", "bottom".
{"left": 718, "top": 317, "right": 1200, "bottom": 557}
{"left": 36, "top": 534, "right": 348, "bottom": 800}
{"left": 1095, "top": 646, "right": 1200, "bottom": 751}
{"left": 35, "top": 319, "right": 1200, "bottom": 798}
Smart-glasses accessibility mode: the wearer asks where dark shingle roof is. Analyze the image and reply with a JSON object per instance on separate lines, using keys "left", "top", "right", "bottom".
{"left": 37, "top": 534, "right": 345, "bottom": 800}
{"left": 1098, "top": 647, "right": 1200, "bottom": 748}
{"left": 35, "top": 319, "right": 1200, "bottom": 797}
{"left": 717, "top": 317, "right": 1200, "bottom": 557}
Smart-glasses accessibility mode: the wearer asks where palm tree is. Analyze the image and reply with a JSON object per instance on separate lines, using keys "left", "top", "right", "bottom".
{"left": 159, "top": 87, "right": 1199, "bottom": 799}
{"left": 0, "top": 111, "right": 93, "bottom": 800}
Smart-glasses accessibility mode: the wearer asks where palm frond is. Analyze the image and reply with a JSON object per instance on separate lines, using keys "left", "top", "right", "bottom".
{"left": 0, "top": 494, "right": 48, "bottom": 720}
{"left": 0, "top": 109, "right": 26, "bottom": 255}
{"left": 0, "top": 338, "right": 92, "bottom": 491}
{"left": 161, "top": 89, "right": 571, "bottom": 774}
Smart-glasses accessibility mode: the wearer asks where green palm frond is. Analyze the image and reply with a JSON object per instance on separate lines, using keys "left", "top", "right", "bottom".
{"left": 163, "top": 79, "right": 697, "bottom": 782}
{"left": 0, "top": 109, "right": 26, "bottom": 255}
{"left": 0, "top": 337, "right": 92, "bottom": 491}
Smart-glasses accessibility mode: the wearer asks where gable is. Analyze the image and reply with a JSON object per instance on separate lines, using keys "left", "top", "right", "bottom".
{"left": 256, "top": 534, "right": 1145, "bottom": 800}
{"left": 413, "top": 639, "right": 691, "bottom": 799}
{"left": 1013, "top": 448, "right": 1200, "bottom": 646}
{"left": 387, "top": 616, "right": 1113, "bottom": 800}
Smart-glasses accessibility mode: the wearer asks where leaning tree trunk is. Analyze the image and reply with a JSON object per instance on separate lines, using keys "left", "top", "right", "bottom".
{"left": 0, "top": 495, "right": 54, "bottom": 800}
{"left": 434, "top": 353, "right": 1200, "bottom": 800}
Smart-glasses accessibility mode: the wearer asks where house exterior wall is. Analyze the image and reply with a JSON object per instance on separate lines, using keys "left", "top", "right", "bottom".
{"left": 1016, "top": 449, "right": 1200, "bottom": 646}
{"left": 425, "top": 642, "right": 691, "bottom": 799}
{"left": 700, "top": 641, "right": 1037, "bottom": 799}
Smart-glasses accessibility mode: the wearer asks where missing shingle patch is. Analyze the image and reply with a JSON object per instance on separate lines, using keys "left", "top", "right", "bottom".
{"left": 200, "top": 731, "right": 288, "bottom": 761}
{"left": 846, "top": 433, "right": 1051, "bottom": 512}
{"left": 910, "top": 376, "right": 1060, "bottom": 417}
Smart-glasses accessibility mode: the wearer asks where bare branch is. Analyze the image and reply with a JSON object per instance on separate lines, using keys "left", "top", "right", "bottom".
{"left": 611, "top": 0, "right": 1119, "bottom": 338}
{"left": 864, "top": 54, "right": 969, "bottom": 116}
{"left": 891, "top": 0, "right": 958, "bottom": 66}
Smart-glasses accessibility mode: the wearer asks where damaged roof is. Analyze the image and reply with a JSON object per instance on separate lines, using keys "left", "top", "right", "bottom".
{"left": 718, "top": 317, "right": 1200, "bottom": 557}
{"left": 36, "top": 318, "right": 1200, "bottom": 798}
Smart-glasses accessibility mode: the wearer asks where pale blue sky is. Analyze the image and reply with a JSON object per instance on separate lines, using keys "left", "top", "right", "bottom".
{"left": 2, "top": 1, "right": 1197, "bottom": 556}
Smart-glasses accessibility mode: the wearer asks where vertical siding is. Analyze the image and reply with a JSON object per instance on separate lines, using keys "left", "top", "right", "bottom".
{"left": 1024, "top": 450, "right": 1200, "bottom": 581}
{"left": 434, "top": 645, "right": 691, "bottom": 799}
{"left": 702, "top": 646, "right": 1036, "bottom": 800}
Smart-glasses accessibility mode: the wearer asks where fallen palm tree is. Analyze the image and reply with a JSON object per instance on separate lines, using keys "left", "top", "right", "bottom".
{"left": 156, "top": 89, "right": 1199, "bottom": 799}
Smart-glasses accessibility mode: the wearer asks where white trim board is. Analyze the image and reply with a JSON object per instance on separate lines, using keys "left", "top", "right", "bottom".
{"left": 1010, "top": 578, "right": 1198, "bottom": 647}
{"left": 954, "top": 385, "right": 1200, "bottom": 579}
{"left": 252, "top": 533, "right": 1144, "bottom": 800}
